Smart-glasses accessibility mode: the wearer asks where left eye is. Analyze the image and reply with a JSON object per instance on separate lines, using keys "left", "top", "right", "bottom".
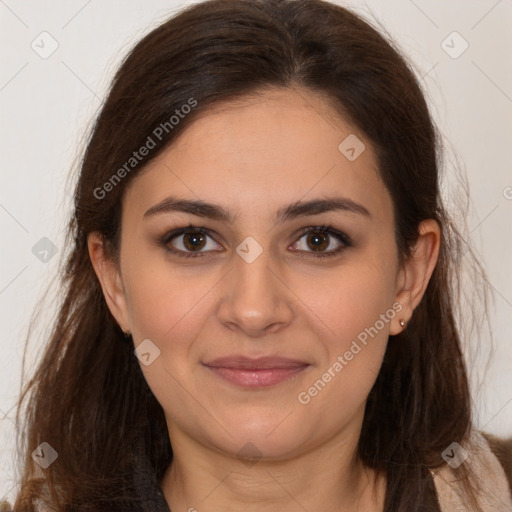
{"left": 289, "top": 227, "right": 351, "bottom": 257}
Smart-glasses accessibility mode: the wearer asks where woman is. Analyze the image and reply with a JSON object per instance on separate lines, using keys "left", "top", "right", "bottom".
{"left": 9, "top": 0, "right": 511, "bottom": 510}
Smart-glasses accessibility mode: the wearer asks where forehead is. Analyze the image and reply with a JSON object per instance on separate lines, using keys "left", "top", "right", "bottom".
{"left": 123, "top": 87, "right": 391, "bottom": 224}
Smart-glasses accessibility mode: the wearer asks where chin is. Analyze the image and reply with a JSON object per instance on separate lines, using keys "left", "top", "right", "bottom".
{"left": 211, "top": 416, "right": 311, "bottom": 462}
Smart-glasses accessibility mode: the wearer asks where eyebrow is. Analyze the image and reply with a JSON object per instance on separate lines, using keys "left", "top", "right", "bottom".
{"left": 143, "top": 195, "right": 371, "bottom": 223}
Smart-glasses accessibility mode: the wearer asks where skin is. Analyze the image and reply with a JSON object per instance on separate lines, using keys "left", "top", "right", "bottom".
{"left": 89, "top": 86, "right": 440, "bottom": 512}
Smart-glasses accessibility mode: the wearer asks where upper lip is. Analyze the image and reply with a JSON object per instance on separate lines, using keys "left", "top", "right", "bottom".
{"left": 203, "top": 355, "right": 310, "bottom": 370}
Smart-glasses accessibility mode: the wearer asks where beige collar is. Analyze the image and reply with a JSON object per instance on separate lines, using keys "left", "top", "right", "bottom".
{"left": 432, "top": 430, "right": 512, "bottom": 511}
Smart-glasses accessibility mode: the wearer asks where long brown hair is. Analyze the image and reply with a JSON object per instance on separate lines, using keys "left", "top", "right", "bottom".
{"left": 13, "top": 0, "right": 486, "bottom": 510}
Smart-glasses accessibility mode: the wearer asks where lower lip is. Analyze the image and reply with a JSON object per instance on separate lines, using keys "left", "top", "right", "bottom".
{"left": 204, "top": 365, "right": 309, "bottom": 388}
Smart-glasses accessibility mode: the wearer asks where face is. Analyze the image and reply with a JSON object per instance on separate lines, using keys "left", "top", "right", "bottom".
{"left": 100, "top": 87, "right": 407, "bottom": 461}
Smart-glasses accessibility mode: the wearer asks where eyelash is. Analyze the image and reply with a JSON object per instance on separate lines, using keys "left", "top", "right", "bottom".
{"left": 159, "top": 223, "right": 352, "bottom": 259}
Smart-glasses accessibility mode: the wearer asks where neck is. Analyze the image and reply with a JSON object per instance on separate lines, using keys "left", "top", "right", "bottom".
{"left": 160, "top": 426, "right": 385, "bottom": 512}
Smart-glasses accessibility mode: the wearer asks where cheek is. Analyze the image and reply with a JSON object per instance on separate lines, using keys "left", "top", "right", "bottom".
{"left": 121, "top": 257, "right": 220, "bottom": 423}
{"left": 122, "top": 246, "right": 217, "bottom": 341}
{"left": 293, "top": 255, "right": 397, "bottom": 345}
{"left": 121, "top": 251, "right": 230, "bottom": 401}
{"left": 292, "top": 256, "right": 397, "bottom": 409}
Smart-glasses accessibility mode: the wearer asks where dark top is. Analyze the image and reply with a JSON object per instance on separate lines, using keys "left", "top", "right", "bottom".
{"left": 132, "top": 452, "right": 171, "bottom": 512}
{"left": 134, "top": 478, "right": 170, "bottom": 512}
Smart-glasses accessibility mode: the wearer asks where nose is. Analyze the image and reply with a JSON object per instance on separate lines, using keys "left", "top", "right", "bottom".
{"left": 217, "top": 240, "right": 294, "bottom": 337}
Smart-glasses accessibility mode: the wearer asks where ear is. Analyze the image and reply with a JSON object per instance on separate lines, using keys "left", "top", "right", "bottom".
{"left": 390, "top": 219, "right": 441, "bottom": 335}
{"left": 88, "top": 232, "right": 130, "bottom": 334}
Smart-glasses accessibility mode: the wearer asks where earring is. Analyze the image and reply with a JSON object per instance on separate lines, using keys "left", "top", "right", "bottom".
{"left": 399, "top": 319, "right": 406, "bottom": 328}
{"left": 122, "top": 328, "right": 131, "bottom": 338}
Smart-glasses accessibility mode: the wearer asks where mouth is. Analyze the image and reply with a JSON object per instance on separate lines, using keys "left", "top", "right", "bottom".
{"left": 202, "top": 355, "right": 310, "bottom": 388}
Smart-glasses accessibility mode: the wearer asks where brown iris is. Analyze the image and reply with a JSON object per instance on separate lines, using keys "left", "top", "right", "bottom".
{"left": 306, "top": 232, "right": 329, "bottom": 251}
{"left": 183, "top": 232, "right": 207, "bottom": 251}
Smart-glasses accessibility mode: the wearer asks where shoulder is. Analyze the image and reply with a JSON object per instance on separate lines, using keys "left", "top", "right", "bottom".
{"left": 481, "top": 431, "right": 512, "bottom": 492}
{"left": 432, "top": 429, "right": 512, "bottom": 511}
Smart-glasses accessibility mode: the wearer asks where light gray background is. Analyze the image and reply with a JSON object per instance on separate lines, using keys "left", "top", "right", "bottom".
{"left": 1, "top": 0, "right": 511, "bottom": 504}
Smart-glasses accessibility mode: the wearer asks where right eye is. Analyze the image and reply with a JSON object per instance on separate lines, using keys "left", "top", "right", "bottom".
{"left": 160, "top": 225, "right": 224, "bottom": 258}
